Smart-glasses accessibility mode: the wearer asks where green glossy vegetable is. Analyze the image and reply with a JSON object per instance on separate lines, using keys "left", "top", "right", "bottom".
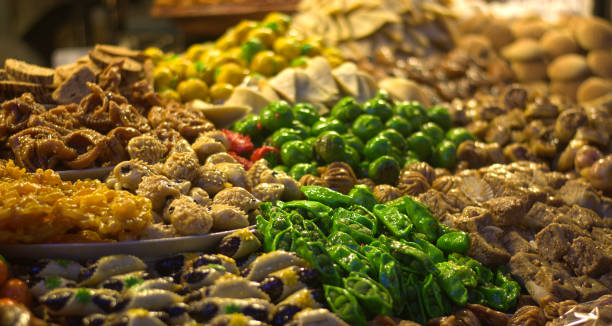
{"left": 290, "top": 120, "right": 310, "bottom": 138}
{"left": 268, "top": 128, "right": 303, "bottom": 148}
{"left": 280, "top": 140, "right": 313, "bottom": 167}
{"left": 427, "top": 105, "right": 452, "bottom": 130}
{"left": 396, "top": 101, "right": 427, "bottom": 129}
{"left": 448, "top": 253, "right": 494, "bottom": 285}
{"left": 292, "top": 102, "right": 320, "bottom": 126}
{"left": 436, "top": 231, "right": 470, "bottom": 254}
{"left": 324, "top": 285, "right": 367, "bottom": 326}
{"left": 413, "top": 235, "right": 445, "bottom": 264}
{"left": 273, "top": 165, "right": 288, "bottom": 173}
{"left": 328, "top": 231, "right": 361, "bottom": 252}
{"left": 477, "top": 284, "right": 513, "bottom": 311}
{"left": 233, "top": 114, "right": 261, "bottom": 140}
{"left": 421, "top": 273, "right": 452, "bottom": 318}
{"left": 446, "top": 127, "right": 476, "bottom": 146}
{"left": 314, "top": 131, "right": 346, "bottom": 163}
{"left": 385, "top": 116, "right": 414, "bottom": 137}
{"left": 352, "top": 114, "right": 383, "bottom": 141}
{"left": 343, "top": 145, "right": 361, "bottom": 170}
{"left": 368, "top": 156, "right": 400, "bottom": 185}
{"left": 260, "top": 101, "right": 294, "bottom": 131}
{"left": 433, "top": 140, "right": 457, "bottom": 169}
{"left": 331, "top": 97, "right": 363, "bottom": 122}
{"left": 301, "top": 185, "right": 354, "bottom": 208}
{"left": 272, "top": 227, "right": 295, "bottom": 251}
{"left": 344, "top": 272, "right": 393, "bottom": 317}
{"left": 331, "top": 210, "right": 375, "bottom": 244}
{"left": 296, "top": 239, "right": 342, "bottom": 286}
{"left": 363, "top": 137, "right": 392, "bottom": 161}
{"left": 381, "top": 237, "right": 437, "bottom": 275}
{"left": 435, "top": 262, "right": 468, "bottom": 305}
{"left": 373, "top": 89, "right": 393, "bottom": 106}
{"left": 495, "top": 267, "right": 520, "bottom": 311}
{"left": 342, "top": 133, "right": 364, "bottom": 154}
{"left": 289, "top": 163, "right": 318, "bottom": 180}
{"left": 348, "top": 185, "right": 377, "bottom": 211}
{"left": 375, "top": 252, "right": 405, "bottom": 314}
{"left": 311, "top": 118, "right": 347, "bottom": 136}
{"left": 405, "top": 274, "right": 427, "bottom": 324}
{"left": 378, "top": 129, "right": 406, "bottom": 151}
{"left": 301, "top": 219, "right": 327, "bottom": 243}
{"left": 373, "top": 204, "right": 412, "bottom": 238}
{"left": 281, "top": 200, "right": 331, "bottom": 221}
{"left": 363, "top": 98, "right": 393, "bottom": 122}
{"left": 403, "top": 196, "right": 439, "bottom": 242}
{"left": 329, "top": 245, "right": 371, "bottom": 275}
{"left": 420, "top": 122, "right": 445, "bottom": 144}
{"left": 406, "top": 131, "right": 433, "bottom": 161}
{"left": 241, "top": 37, "right": 266, "bottom": 62}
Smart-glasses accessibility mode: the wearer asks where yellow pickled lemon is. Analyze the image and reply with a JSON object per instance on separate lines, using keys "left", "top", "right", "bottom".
{"left": 167, "top": 58, "right": 190, "bottom": 81}
{"left": 246, "top": 27, "right": 276, "bottom": 48}
{"left": 210, "top": 83, "right": 234, "bottom": 102}
{"left": 302, "top": 37, "right": 323, "bottom": 56}
{"left": 323, "top": 47, "right": 343, "bottom": 59}
{"left": 274, "top": 37, "right": 301, "bottom": 60}
{"left": 263, "top": 12, "right": 291, "bottom": 34}
{"left": 273, "top": 55, "right": 288, "bottom": 72}
{"left": 216, "top": 32, "right": 238, "bottom": 51}
{"left": 216, "top": 63, "right": 247, "bottom": 86}
{"left": 185, "top": 43, "right": 208, "bottom": 61}
{"left": 159, "top": 89, "right": 181, "bottom": 102}
{"left": 177, "top": 79, "right": 209, "bottom": 102}
{"left": 233, "top": 20, "right": 258, "bottom": 44}
{"left": 143, "top": 46, "right": 164, "bottom": 62}
{"left": 200, "top": 48, "right": 222, "bottom": 64}
{"left": 184, "top": 61, "right": 207, "bottom": 80}
{"left": 226, "top": 47, "right": 246, "bottom": 66}
{"left": 250, "top": 51, "right": 277, "bottom": 77}
{"left": 153, "top": 66, "right": 177, "bottom": 90}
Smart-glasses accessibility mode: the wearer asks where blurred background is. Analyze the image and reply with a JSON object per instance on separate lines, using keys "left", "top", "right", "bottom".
{"left": 0, "top": 0, "right": 608, "bottom": 67}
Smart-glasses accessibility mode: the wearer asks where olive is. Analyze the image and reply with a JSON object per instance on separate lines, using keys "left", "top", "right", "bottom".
{"left": 268, "top": 128, "right": 303, "bottom": 149}
{"left": 395, "top": 101, "right": 427, "bottom": 129}
{"left": 385, "top": 116, "right": 414, "bottom": 137}
{"left": 373, "top": 89, "right": 394, "bottom": 106}
{"left": 155, "top": 256, "right": 185, "bottom": 276}
{"left": 274, "top": 36, "right": 302, "bottom": 60}
{"left": 427, "top": 105, "right": 453, "bottom": 130}
{"left": 342, "top": 133, "right": 365, "bottom": 154}
{"left": 289, "top": 163, "right": 318, "bottom": 181}
{"left": 263, "top": 12, "right": 291, "bottom": 34}
{"left": 177, "top": 79, "right": 209, "bottom": 102}
{"left": 311, "top": 118, "right": 347, "bottom": 136}
{"left": 420, "top": 122, "right": 445, "bottom": 144}
{"left": 363, "top": 136, "right": 392, "bottom": 161}
{"left": 215, "top": 62, "right": 247, "bottom": 86}
{"left": 273, "top": 165, "right": 289, "bottom": 173}
{"left": 433, "top": 140, "right": 457, "bottom": 170}
{"left": 314, "top": 131, "right": 346, "bottom": 164}
{"left": 292, "top": 103, "right": 320, "bottom": 126}
{"left": 233, "top": 114, "right": 261, "bottom": 140}
{"left": 290, "top": 120, "right": 311, "bottom": 138}
{"left": 303, "top": 137, "right": 316, "bottom": 149}
{"left": 446, "top": 127, "right": 475, "bottom": 146}
{"left": 377, "top": 129, "right": 406, "bottom": 150}
{"left": 260, "top": 101, "right": 294, "bottom": 131}
{"left": 281, "top": 140, "right": 313, "bottom": 168}
{"left": 302, "top": 37, "right": 323, "bottom": 56}
{"left": 368, "top": 156, "right": 400, "bottom": 185}
{"left": 330, "top": 96, "right": 363, "bottom": 123}
{"left": 407, "top": 131, "right": 434, "bottom": 161}
{"left": 233, "top": 20, "right": 258, "bottom": 43}
{"left": 343, "top": 145, "right": 361, "bottom": 171}
{"left": 352, "top": 114, "right": 384, "bottom": 141}
{"left": 363, "top": 98, "right": 393, "bottom": 122}
{"left": 184, "top": 61, "right": 207, "bottom": 80}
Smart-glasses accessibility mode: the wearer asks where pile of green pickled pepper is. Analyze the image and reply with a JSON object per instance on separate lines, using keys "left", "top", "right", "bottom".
{"left": 233, "top": 90, "right": 475, "bottom": 184}
{"left": 256, "top": 185, "right": 520, "bottom": 325}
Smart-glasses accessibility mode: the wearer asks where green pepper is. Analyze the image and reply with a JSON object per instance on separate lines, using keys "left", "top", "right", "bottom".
{"left": 272, "top": 227, "right": 295, "bottom": 251}
{"left": 273, "top": 165, "right": 288, "bottom": 173}
{"left": 385, "top": 116, "right": 414, "bottom": 137}
{"left": 395, "top": 101, "right": 427, "bottom": 129}
{"left": 406, "top": 131, "right": 433, "bottom": 161}
{"left": 259, "top": 101, "right": 294, "bottom": 131}
{"left": 301, "top": 185, "right": 354, "bottom": 208}
{"left": 495, "top": 267, "right": 520, "bottom": 311}
{"left": 300, "top": 219, "right": 327, "bottom": 243}
{"left": 352, "top": 114, "right": 383, "bottom": 141}
{"left": 295, "top": 239, "right": 342, "bottom": 286}
{"left": 333, "top": 208, "right": 376, "bottom": 233}
{"left": 438, "top": 224, "right": 455, "bottom": 235}
{"left": 370, "top": 251, "right": 404, "bottom": 314}
{"left": 433, "top": 140, "right": 457, "bottom": 169}
{"left": 241, "top": 37, "right": 266, "bottom": 62}
{"left": 331, "top": 96, "right": 363, "bottom": 122}
{"left": 448, "top": 253, "right": 494, "bottom": 284}
{"left": 292, "top": 102, "right": 320, "bottom": 126}
{"left": 289, "top": 163, "right": 318, "bottom": 180}
{"left": 332, "top": 217, "right": 375, "bottom": 244}
{"left": 280, "top": 140, "right": 313, "bottom": 167}
{"left": 311, "top": 118, "right": 347, "bottom": 136}
{"left": 422, "top": 273, "right": 452, "bottom": 318}
{"left": 363, "top": 136, "right": 392, "bottom": 161}
{"left": 281, "top": 200, "right": 331, "bottom": 223}
{"left": 314, "top": 131, "right": 346, "bottom": 164}
{"left": 372, "top": 204, "right": 412, "bottom": 238}
{"left": 427, "top": 105, "right": 452, "bottom": 131}
{"left": 363, "top": 98, "right": 393, "bottom": 122}
{"left": 405, "top": 274, "right": 427, "bottom": 324}
{"left": 436, "top": 231, "right": 470, "bottom": 254}
{"left": 348, "top": 205, "right": 379, "bottom": 234}
{"left": 368, "top": 155, "right": 400, "bottom": 185}
{"left": 344, "top": 272, "right": 393, "bottom": 318}
{"left": 328, "top": 245, "right": 371, "bottom": 276}
{"left": 446, "top": 127, "right": 475, "bottom": 146}
{"left": 435, "top": 262, "right": 469, "bottom": 305}
{"left": 403, "top": 196, "right": 439, "bottom": 242}
{"left": 267, "top": 128, "right": 303, "bottom": 148}
{"left": 377, "top": 129, "right": 406, "bottom": 151}
{"left": 323, "top": 285, "right": 367, "bottom": 326}
{"left": 413, "top": 235, "right": 445, "bottom": 264}
{"left": 342, "top": 133, "right": 365, "bottom": 154}
{"left": 233, "top": 114, "right": 262, "bottom": 140}
{"left": 420, "top": 122, "right": 445, "bottom": 145}
{"left": 381, "top": 237, "right": 437, "bottom": 275}
{"left": 328, "top": 231, "right": 361, "bottom": 252}
{"left": 348, "top": 185, "right": 377, "bottom": 211}
{"left": 477, "top": 283, "right": 513, "bottom": 311}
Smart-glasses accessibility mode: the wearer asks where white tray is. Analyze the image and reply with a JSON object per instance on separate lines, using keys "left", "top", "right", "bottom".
{"left": 0, "top": 230, "right": 234, "bottom": 261}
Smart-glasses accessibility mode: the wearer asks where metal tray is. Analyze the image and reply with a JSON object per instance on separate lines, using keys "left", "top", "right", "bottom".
{"left": 57, "top": 166, "right": 114, "bottom": 182}
{"left": 0, "top": 230, "right": 234, "bottom": 261}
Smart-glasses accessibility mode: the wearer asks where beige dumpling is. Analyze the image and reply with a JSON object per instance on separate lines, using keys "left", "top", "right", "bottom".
{"left": 192, "top": 135, "right": 226, "bottom": 163}
{"left": 167, "top": 195, "right": 213, "bottom": 235}
{"left": 163, "top": 151, "right": 200, "bottom": 182}
{"left": 213, "top": 187, "right": 260, "bottom": 214}
{"left": 214, "top": 163, "right": 250, "bottom": 190}
{"left": 209, "top": 204, "right": 249, "bottom": 231}
{"left": 194, "top": 165, "right": 227, "bottom": 195}
{"left": 126, "top": 134, "right": 167, "bottom": 164}
{"left": 136, "top": 175, "right": 183, "bottom": 211}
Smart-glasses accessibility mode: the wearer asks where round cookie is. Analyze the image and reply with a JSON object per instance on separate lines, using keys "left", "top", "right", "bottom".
{"left": 483, "top": 19, "right": 514, "bottom": 50}
{"left": 511, "top": 19, "right": 549, "bottom": 39}
{"left": 550, "top": 80, "right": 582, "bottom": 102}
{"left": 547, "top": 54, "right": 590, "bottom": 81}
{"left": 575, "top": 17, "right": 612, "bottom": 50}
{"left": 511, "top": 60, "right": 548, "bottom": 82}
{"left": 577, "top": 77, "right": 612, "bottom": 103}
{"left": 540, "top": 29, "right": 579, "bottom": 58}
{"left": 502, "top": 38, "right": 545, "bottom": 62}
{"left": 586, "top": 50, "right": 612, "bottom": 78}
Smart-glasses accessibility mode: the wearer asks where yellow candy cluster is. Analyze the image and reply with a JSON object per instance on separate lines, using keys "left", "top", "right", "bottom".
{"left": 0, "top": 160, "right": 152, "bottom": 243}
{"left": 147, "top": 12, "right": 343, "bottom": 103}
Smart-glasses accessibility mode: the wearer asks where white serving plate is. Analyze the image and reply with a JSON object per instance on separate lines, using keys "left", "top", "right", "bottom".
{"left": 0, "top": 230, "right": 234, "bottom": 261}
{"left": 58, "top": 166, "right": 114, "bottom": 182}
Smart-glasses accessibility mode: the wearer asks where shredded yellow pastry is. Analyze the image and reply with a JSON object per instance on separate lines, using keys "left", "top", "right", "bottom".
{"left": 0, "top": 160, "right": 152, "bottom": 243}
